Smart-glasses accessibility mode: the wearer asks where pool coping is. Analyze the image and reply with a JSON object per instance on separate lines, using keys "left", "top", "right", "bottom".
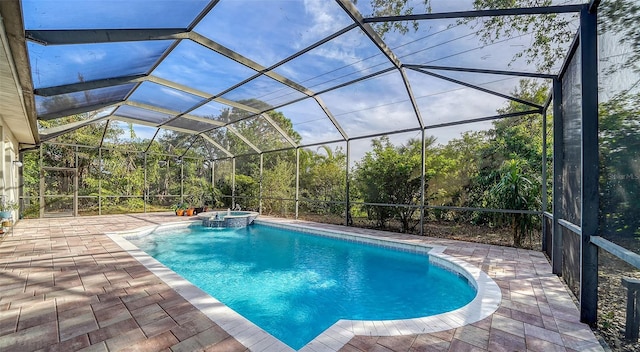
{"left": 107, "top": 220, "right": 502, "bottom": 352}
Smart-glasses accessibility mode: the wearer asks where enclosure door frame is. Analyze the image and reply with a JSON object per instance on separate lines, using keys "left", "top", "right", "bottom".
{"left": 40, "top": 166, "right": 78, "bottom": 218}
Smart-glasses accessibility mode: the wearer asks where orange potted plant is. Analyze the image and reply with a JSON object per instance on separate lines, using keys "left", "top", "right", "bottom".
{"left": 172, "top": 202, "right": 187, "bottom": 216}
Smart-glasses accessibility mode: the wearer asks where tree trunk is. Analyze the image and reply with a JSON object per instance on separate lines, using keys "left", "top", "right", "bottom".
{"left": 513, "top": 214, "right": 522, "bottom": 247}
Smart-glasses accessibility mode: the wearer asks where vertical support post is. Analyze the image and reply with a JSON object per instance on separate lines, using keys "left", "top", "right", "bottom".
{"left": 345, "top": 140, "right": 351, "bottom": 226}
{"left": 143, "top": 153, "right": 147, "bottom": 213}
{"left": 542, "top": 110, "right": 548, "bottom": 252}
{"left": 211, "top": 160, "right": 215, "bottom": 188}
{"left": 165, "top": 158, "right": 170, "bottom": 206}
{"left": 579, "top": 5, "right": 599, "bottom": 326}
{"left": 39, "top": 146, "right": 44, "bottom": 218}
{"left": 98, "top": 148, "right": 102, "bottom": 216}
{"left": 231, "top": 157, "right": 236, "bottom": 209}
{"left": 180, "top": 159, "right": 184, "bottom": 203}
{"left": 622, "top": 278, "right": 640, "bottom": 340}
{"left": 420, "top": 129, "right": 426, "bottom": 236}
{"left": 552, "top": 78, "right": 564, "bottom": 275}
{"left": 295, "top": 148, "right": 300, "bottom": 219}
{"left": 211, "top": 160, "right": 216, "bottom": 209}
{"left": 74, "top": 146, "right": 78, "bottom": 217}
{"left": 259, "top": 154, "right": 263, "bottom": 214}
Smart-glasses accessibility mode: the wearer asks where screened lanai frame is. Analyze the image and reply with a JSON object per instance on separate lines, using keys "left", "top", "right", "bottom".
{"left": 26, "top": 1, "right": 581, "bottom": 218}
{"left": 29, "top": 1, "right": 578, "bottom": 148}
{"left": 15, "top": 0, "right": 640, "bottom": 331}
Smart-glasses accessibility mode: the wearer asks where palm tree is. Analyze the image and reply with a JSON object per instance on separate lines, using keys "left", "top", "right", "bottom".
{"left": 491, "top": 159, "right": 539, "bottom": 247}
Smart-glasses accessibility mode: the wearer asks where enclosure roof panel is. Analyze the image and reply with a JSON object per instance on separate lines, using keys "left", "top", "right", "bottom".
{"left": 272, "top": 27, "right": 394, "bottom": 93}
{"left": 101, "top": 121, "right": 158, "bottom": 151}
{"left": 17, "top": 0, "right": 587, "bottom": 158}
{"left": 22, "top": 0, "right": 211, "bottom": 30}
{"left": 271, "top": 98, "right": 344, "bottom": 146}
{"left": 152, "top": 39, "right": 258, "bottom": 96}
{"left": 27, "top": 40, "right": 174, "bottom": 89}
{"left": 318, "top": 70, "right": 421, "bottom": 138}
{"left": 128, "top": 81, "right": 205, "bottom": 114}
{"left": 112, "top": 105, "right": 173, "bottom": 125}
{"left": 193, "top": 0, "right": 354, "bottom": 67}
{"left": 35, "top": 84, "right": 135, "bottom": 117}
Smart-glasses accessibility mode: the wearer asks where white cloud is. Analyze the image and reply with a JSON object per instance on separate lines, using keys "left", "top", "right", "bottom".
{"left": 68, "top": 49, "right": 106, "bottom": 65}
{"left": 301, "top": 0, "right": 347, "bottom": 46}
{"left": 157, "top": 85, "right": 191, "bottom": 99}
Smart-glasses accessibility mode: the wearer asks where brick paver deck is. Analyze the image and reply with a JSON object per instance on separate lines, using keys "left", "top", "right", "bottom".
{"left": 0, "top": 213, "right": 604, "bottom": 351}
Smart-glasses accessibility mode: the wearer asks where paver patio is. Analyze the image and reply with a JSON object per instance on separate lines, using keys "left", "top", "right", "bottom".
{"left": 0, "top": 213, "right": 604, "bottom": 351}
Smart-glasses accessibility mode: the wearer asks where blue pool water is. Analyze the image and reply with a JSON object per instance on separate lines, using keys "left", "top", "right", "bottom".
{"left": 131, "top": 224, "right": 476, "bottom": 349}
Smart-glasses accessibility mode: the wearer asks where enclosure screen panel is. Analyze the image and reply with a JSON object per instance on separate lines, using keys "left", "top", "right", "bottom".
{"left": 561, "top": 46, "right": 582, "bottom": 227}
{"left": 597, "top": 2, "right": 640, "bottom": 251}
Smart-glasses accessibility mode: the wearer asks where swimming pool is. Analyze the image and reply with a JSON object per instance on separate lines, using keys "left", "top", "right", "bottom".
{"left": 125, "top": 222, "right": 475, "bottom": 349}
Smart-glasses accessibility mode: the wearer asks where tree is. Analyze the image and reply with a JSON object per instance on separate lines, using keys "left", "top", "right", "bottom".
{"left": 467, "top": 81, "right": 547, "bottom": 196}
{"left": 427, "top": 131, "right": 487, "bottom": 209}
{"left": 464, "top": 0, "right": 576, "bottom": 72}
{"left": 261, "top": 158, "right": 296, "bottom": 215}
{"left": 234, "top": 174, "right": 259, "bottom": 210}
{"left": 353, "top": 0, "right": 430, "bottom": 35}
{"left": 599, "top": 0, "right": 640, "bottom": 74}
{"left": 353, "top": 136, "right": 426, "bottom": 232}
{"left": 299, "top": 145, "right": 347, "bottom": 216}
{"left": 491, "top": 159, "right": 540, "bottom": 247}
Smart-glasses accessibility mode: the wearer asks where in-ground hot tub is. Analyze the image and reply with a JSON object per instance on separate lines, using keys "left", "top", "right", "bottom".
{"left": 198, "top": 210, "right": 259, "bottom": 228}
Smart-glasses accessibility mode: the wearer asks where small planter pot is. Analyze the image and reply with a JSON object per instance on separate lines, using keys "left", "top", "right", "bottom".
{"left": 1, "top": 220, "right": 11, "bottom": 227}
{"left": 185, "top": 208, "right": 195, "bottom": 216}
{"left": 175, "top": 209, "right": 185, "bottom": 216}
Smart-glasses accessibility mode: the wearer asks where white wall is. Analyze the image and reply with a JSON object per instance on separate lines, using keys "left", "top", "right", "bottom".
{"left": 0, "top": 123, "right": 21, "bottom": 221}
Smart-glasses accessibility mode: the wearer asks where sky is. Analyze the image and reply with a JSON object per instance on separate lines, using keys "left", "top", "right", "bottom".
{"left": 23, "top": 0, "right": 584, "bottom": 163}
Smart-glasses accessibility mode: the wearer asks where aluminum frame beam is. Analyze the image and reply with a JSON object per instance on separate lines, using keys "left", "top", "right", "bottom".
{"left": 111, "top": 115, "right": 159, "bottom": 129}
{"left": 313, "top": 67, "right": 396, "bottom": 97}
{"left": 363, "top": 5, "right": 583, "bottom": 23}
{"left": 123, "top": 101, "right": 201, "bottom": 122}
{"left": 97, "top": 120, "right": 110, "bottom": 148}
{"left": 26, "top": 29, "right": 189, "bottom": 45}
{"left": 225, "top": 125, "right": 261, "bottom": 154}
{"left": 260, "top": 113, "right": 297, "bottom": 148}
{"left": 335, "top": 0, "right": 402, "bottom": 69}
{"left": 178, "top": 135, "right": 200, "bottom": 158}
{"left": 552, "top": 79, "right": 564, "bottom": 276}
{"left": 403, "top": 64, "right": 557, "bottom": 79}
{"left": 578, "top": 6, "right": 599, "bottom": 326}
{"left": 34, "top": 74, "right": 146, "bottom": 96}
{"left": 425, "top": 110, "right": 540, "bottom": 130}
{"left": 39, "top": 114, "right": 111, "bottom": 142}
{"left": 400, "top": 67, "right": 424, "bottom": 128}
{"left": 409, "top": 67, "right": 544, "bottom": 110}
{"left": 189, "top": 32, "right": 313, "bottom": 95}
{"left": 312, "top": 97, "right": 348, "bottom": 141}
{"left": 38, "top": 101, "right": 124, "bottom": 120}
